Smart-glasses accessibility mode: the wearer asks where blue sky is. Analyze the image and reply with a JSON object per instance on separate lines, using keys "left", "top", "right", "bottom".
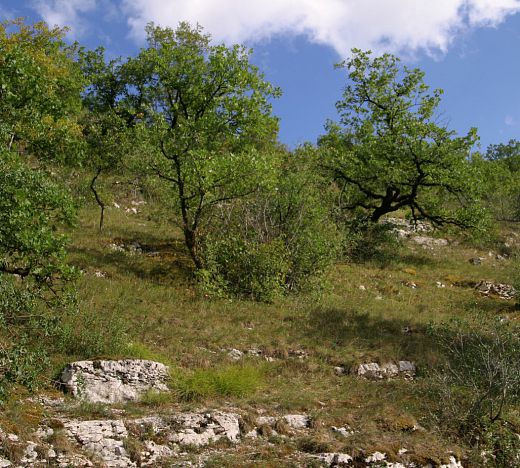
{"left": 2, "top": 0, "right": 520, "bottom": 151}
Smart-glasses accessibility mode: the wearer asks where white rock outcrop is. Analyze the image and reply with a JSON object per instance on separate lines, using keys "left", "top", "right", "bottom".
{"left": 60, "top": 359, "right": 170, "bottom": 403}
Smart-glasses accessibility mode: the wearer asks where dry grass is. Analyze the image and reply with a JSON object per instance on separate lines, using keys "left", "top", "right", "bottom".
{"left": 18, "top": 201, "right": 517, "bottom": 464}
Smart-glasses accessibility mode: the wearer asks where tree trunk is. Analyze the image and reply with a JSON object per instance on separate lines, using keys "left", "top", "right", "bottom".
{"left": 184, "top": 226, "right": 203, "bottom": 270}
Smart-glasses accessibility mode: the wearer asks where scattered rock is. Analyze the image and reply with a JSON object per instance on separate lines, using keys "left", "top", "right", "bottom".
{"left": 403, "top": 281, "right": 418, "bottom": 289}
{"left": 436, "top": 281, "right": 446, "bottom": 288}
{"left": 334, "top": 366, "right": 347, "bottom": 376}
{"left": 316, "top": 452, "right": 353, "bottom": 465}
{"left": 496, "top": 254, "right": 507, "bottom": 261}
{"left": 357, "top": 361, "right": 416, "bottom": 380}
{"left": 398, "top": 361, "right": 417, "bottom": 379}
{"left": 382, "top": 218, "right": 433, "bottom": 237}
{"left": 411, "top": 236, "right": 448, "bottom": 247}
{"left": 227, "top": 348, "right": 243, "bottom": 360}
{"left": 469, "top": 257, "right": 484, "bottom": 265}
{"left": 141, "top": 440, "right": 174, "bottom": 466}
{"left": 65, "top": 419, "right": 132, "bottom": 467}
{"left": 439, "top": 456, "right": 464, "bottom": 468}
{"left": 166, "top": 411, "right": 240, "bottom": 446}
{"left": 357, "top": 363, "right": 382, "bottom": 380}
{"left": 60, "top": 359, "right": 170, "bottom": 403}
{"left": 331, "top": 426, "right": 355, "bottom": 437}
{"left": 365, "top": 451, "right": 386, "bottom": 463}
{"left": 283, "top": 414, "right": 310, "bottom": 429}
{"left": 475, "top": 280, "right": 516, "bottom": 300}
{"left": 0, "top": 458, "right": 11, "bottom": 468}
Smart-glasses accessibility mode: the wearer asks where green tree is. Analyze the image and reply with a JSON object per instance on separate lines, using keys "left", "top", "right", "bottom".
{"left": 79, "top": 47, "right": 136, "bottom": 230}
{"left": 123, "top": 22, "right": 280, "bottom": 269}
{"left": 0, "top": 20, "right": 83, "bottom": 397}
{"left": 0, "top": 19, "right": 83, "bottom": 161}
{"left": 480, "top": 140, "right": 520, "bottom": 221}
{"left": 319, "top": 49, "right": 485, "bottom": 228}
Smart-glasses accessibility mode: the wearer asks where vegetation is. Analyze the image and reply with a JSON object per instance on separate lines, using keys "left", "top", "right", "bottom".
{"left": 1, "top": 16, "right": 519, "bottom": 467}
{"left": 319, "top": 50, "right": 485, "bottom": 229}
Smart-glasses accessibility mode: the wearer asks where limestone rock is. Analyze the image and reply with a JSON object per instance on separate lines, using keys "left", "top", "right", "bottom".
{"left": 64, "top": 419, "right": 133, "bottom": 467}
{"left": 60, "top": 359, "right": 170, "bottom": 403}
{"left": 358, "top": 362, "right": 382, "bottom": 380}
{"left": 283, "top": 414, "right": 310, "bottom": 429}
{"left": 0, "top": 458, "right": 10, "bottom": 468}
{"left": 168, "top": 411, "right": 240, "bottom": 446}
{"left": 365, "top": 451, "right": 386, "bottom": 463}
{"left": 316, "top": 452, "right": 353, "bottom": 465}
{"left": 411, "top": 236, "right": 448, "bottom": 247}
{"left": 358, "top": 361, "right": 416, "bottom": 380}
{"left": 475, "top": 280, "right": 516, "bottom": 300}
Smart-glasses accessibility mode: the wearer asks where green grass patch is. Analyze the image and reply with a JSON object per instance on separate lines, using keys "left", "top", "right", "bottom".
{"left": 171, "top": 363, "right": 265, "bottom": 402}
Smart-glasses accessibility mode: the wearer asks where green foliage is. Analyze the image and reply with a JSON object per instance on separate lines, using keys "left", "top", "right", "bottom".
{"left": 343, "top": 218, "right": 402, "bottom": 264}
{"left": 319, "top": 49, "right": 486, "bottom": 230}
{"left": 0, "top": 152, "right": 75, "bottom": 283}
{"left": 475, "top": 140, "right": 520, "bottom": 222}
{"left": 429, "top": 319, "right": 520, "bottom": 443}
{"left": 0, "top": 19, "right": 84, "bottom": 161}
{"left": 0, "top": 340, "right": 49, "bottom": 402}
{"left": 117, "top": 22, "right": 281, "bottom": 268}
{"left": 172, "top": 364, "right": 264, "bottom": 401}
{"left": 54, "top": 307, "right": 129, "bottom": 358}
{"left": 200, "top": 149, "right": 341, "bottom": 300}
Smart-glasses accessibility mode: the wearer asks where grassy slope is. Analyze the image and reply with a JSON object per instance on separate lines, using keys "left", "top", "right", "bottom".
{"left": 8, "top": 198, "right": 518, "bottom": 466}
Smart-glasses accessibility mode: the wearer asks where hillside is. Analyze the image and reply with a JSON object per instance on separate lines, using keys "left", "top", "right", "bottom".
{"left": 1, "top": 199, "right": 518, "bottom": 467}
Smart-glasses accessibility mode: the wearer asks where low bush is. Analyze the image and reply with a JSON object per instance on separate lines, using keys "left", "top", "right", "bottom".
{"left": 199, "top": 149, "right": 342, "bottom": 301}
{"left": 428, "top": 319, "right": 520, "bottom": 462}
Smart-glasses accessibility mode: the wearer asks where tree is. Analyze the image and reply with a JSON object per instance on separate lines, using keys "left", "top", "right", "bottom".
{"left": 319, "top": 49, "right": 485, "bottom": 228}
{"left": 0, "top": 20, "right": 82, "bottom": 397}
{"left": 0, "top": 19, "right": 83, "bottom": 161}
{"left": 116, "top": 22, "right": 280, "bottom": 269}
{"left": 79, "top": 47, "right": 135, "bottom": 230}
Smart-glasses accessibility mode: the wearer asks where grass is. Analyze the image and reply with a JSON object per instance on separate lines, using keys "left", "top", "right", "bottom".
{"left": 6, "top": 198, "right": 518, "bottom": 465}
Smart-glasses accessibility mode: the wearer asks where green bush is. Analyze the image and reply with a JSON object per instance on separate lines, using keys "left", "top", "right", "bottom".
{"left": 429, "top": 319, "right": 520, "bottom": 452}
{"left": 199, "top": 149, "right": 342, "bottom": 301}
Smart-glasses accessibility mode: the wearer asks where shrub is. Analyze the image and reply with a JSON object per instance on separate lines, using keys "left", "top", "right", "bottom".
{"left": 199, "top": 149, "right": 342, "bottom": 301}
{"left": 429, "top": 319, "right": 520, "bottom": 449}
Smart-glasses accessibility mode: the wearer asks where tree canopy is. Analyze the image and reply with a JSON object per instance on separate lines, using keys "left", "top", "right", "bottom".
{"left": 92, "top": 22, "right": 282, "bottom": 269}
{"left": 319, "top": 49, "right": 485, "bottom": 228}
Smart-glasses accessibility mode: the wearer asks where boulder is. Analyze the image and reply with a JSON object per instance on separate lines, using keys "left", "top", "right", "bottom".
{"left": 61, "top": 359, "right": 170, "bottom": 403}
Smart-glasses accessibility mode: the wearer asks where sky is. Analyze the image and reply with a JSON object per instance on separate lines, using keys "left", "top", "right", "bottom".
{"left": 2, "top": 0, "right": 520, "bottom": 151}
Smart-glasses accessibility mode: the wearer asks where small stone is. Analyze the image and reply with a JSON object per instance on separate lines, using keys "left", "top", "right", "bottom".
{"left": 469, "top": 257, "right": 483, "bottom": 265}
{"left": 357, "top": 363, "right": 382, "bottom": 380}
{"left": 381, "top": 362, "right": 399, "bottom": 378}
{"left": 436, "top": 281, "right": 446, "bottom": 288}
{"left": 331, "top": 426, "right": 354, "bottom": 437}
{"left": 366, "top": 451, "right": 387, "bottom": 463}
{"left": 317, "top": 452, "right": 353, "bottom": 465}
{"left": 283, "top": 414, "right": 310, "bottom": 429}
{"left": 334, "top": 366, "right": 346, "bottom": 376}
{"left": 0, "top": 458, "right": 11, "bottom": 468}
{"left": 358, "top": 285, "right": 366, "bottom": 291}
{"left": 398, "top": 360, "right": 416, "bottom": 378}
{"left": 227, "top": 349, "right": 243, "bottom": 360}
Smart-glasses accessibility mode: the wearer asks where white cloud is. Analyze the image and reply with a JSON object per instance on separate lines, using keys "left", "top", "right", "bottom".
{"left": 121, "top": 0, "right": 520, "bottom": 56}
{"left": 32, "top": 0, "right": 97, "bottom": 37}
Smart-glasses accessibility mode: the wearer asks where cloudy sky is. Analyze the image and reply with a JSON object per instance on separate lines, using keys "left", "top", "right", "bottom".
{"left": 4, "top": 1, "right": 520, "bottom": 149}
